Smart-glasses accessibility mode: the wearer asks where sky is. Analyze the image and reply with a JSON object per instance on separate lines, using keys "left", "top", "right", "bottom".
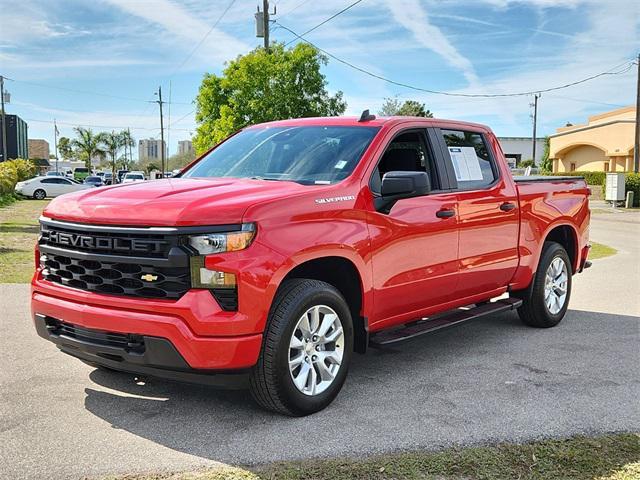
{"left": 0, "top": 0, "right": 638, "bottom": 160}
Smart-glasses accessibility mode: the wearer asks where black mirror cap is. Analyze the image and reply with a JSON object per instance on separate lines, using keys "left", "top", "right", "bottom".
{"left": 381, "top": 171, "right": 431, "bottom": 197}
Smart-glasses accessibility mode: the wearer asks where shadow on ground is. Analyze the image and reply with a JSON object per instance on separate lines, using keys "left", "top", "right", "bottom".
{"left": 82, "top": 309, "right": 640, "bottom": 464}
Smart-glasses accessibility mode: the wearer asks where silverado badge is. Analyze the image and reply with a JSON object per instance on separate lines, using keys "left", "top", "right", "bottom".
{"left": 140, "top": 274, "right": 159, "bottom": 282}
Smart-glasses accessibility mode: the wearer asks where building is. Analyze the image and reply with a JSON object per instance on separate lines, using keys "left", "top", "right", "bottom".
{"left": 28, "top": 139, "right": 50, "bottom": 160}
{"left": 549, "top": 106, "right": 636, "bottom": 173}
{"left": 31, "top": 158, "right": 51, "bottom": 176}
{"left": 138, "top": 138, "right": 166, "bottom": 161}
{"left": 497, "top": 137, "right": 545, "bottom": 168}
{"left": 177, "top": 140, "right": 193, "bottom": 156}
{"left": 0, "top": 114, "right": 28, "bottom": 161}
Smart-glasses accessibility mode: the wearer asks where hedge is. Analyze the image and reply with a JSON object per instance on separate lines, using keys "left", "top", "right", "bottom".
{"left": 0, "top": 158, "right": 37, "bottom": 195}
{"left": 551, "top": 171, "right": 640, "bottom": 207}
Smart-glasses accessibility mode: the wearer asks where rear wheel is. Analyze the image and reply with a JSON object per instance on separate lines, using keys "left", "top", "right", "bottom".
{"left": 33, "top": 189, "right": 46, "bottom": 200}
{"left": 249, "top": 279, "right": 353, "bottom": 416}
{"left": 517, "top": 242, "right": 572, "bottom": 328}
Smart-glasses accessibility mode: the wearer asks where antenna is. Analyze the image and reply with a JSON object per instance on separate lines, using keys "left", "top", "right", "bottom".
{"left": 358, "top": 109, "right": 376, "bottom": 122}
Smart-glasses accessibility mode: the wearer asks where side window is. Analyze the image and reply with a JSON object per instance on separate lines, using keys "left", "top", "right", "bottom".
{"left": 41, "top": 178, "right": 56, "bottom": 184}
{"left": 59, "top": 179, "right": 72, "bottom": 185}
{"left": 441, "top": 129, "right": 497, "bottom": 190}
{"left": 370, "top": 130, "right": 436, "bottom": 195}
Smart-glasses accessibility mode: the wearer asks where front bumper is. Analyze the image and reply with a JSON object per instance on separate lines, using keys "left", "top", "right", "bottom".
{"left": 33, "top": 314, "right": 249, "bottom": 388}
{"left": 31, "top": 280, "right": 263, "bottom": 372}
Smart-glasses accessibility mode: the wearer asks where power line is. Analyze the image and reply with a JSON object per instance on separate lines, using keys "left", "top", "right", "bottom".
{"left": 168, "top": 109, "right": 195, "bottom": 128}
{"left": 23, "top": 117, "right": 191, "bottom": 132}
{"left": 284, "top": 0, "right": 365, "bottom": 46}
{"left": 276, "top": 21, "right": 635, "bottom": 98}
{"left": 277, "top": 0, "right": 312, "bottom": 19}
{"left": 4, "top": 76, "right": 192, "bottom": 105}
{"left": 168, "top": 0, "right": 237, "bottom": 78}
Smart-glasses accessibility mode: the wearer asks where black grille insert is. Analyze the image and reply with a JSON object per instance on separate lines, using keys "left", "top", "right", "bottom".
{"left": 41, "top": 254, "right": 190, "bottom": 299}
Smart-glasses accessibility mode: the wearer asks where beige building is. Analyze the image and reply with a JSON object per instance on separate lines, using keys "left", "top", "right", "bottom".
{"left": 549, "top": 106, "right": 636, "bottom": 173}
{"left": 177, "top": 140, "right": 193, "bottom": 156}
{"left": 28, "top": 139, "right": 50, "bottom": 160}
{"left": 138, "top": 138, "right": 166, "bottom": 161}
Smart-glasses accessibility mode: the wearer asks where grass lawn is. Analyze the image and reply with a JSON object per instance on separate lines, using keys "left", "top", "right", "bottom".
{"left": 101, "top": 433, "right": 639, "bottom": 480}
{"left": 590, "top": 242, "right": 617, "bottom": 260}
{"left": 0, "top": 198, "right": 48, "bottom": 282}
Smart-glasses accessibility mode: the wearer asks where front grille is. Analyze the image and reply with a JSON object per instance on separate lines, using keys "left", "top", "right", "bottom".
{"left": 41, "top": 254, "right": 190, "bottom": 299}
{"left": 45, "top": 318, "right": 145, "bottom": 353}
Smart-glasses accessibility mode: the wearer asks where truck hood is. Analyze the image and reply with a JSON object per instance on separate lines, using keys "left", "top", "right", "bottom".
{"left": 43, "top": 178, "right": 309, "bottom": 226}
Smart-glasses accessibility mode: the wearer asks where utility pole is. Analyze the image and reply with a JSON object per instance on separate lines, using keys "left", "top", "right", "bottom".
{"left": 256, "top": 1, "right": 275, "bottom": 52}
{"left": 155, "top": 87, "right": 166, "bottom": 176}
{"left": 0, "top": 75, "right": 7, "bottom": 163}
{"left": 127, "top": 127, "right": 133, "bottom": 168}
{"left": 54, "top": 119, "right": 59, "bottom": 174}
{"left": 531, "top": 93, "right": 540, "bottom": 166}
{"left": 634, "top": 53, "right": 639, "bottom": 173}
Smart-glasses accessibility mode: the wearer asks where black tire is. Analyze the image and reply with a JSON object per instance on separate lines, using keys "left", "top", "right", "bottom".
{"left": 517, "top": 241, "right": 572, "bottom": 328}
{"left": 249, "top": 279, "right": 353, "bottom": 416}
{"left": 33, "top": 189, "right": 46, "bottom": 200}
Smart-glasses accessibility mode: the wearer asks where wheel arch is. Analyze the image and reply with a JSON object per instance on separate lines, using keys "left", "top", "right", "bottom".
{"left": 278, "top": 254, "right": 369, "bottom": 354}
{"left": 543, "top": 222, "right": 579, "bottom": 273}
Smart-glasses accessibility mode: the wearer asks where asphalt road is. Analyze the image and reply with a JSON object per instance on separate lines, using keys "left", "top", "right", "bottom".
{"left": 1, "top": 211, "right": 639, "bottom": 480}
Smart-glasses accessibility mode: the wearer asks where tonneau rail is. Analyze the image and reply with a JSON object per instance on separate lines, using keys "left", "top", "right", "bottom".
{"left": 512, "top": 175, "right": 584, "bottom": 183}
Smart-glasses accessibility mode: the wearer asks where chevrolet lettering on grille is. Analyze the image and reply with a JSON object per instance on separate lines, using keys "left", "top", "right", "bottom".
{"left": 47, "top": 230, "right": 166, "bottom": 254}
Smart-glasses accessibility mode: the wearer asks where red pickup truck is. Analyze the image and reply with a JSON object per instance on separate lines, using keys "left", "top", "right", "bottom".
{"left": 32, "top": 113, "right": 591, "bottom": 415}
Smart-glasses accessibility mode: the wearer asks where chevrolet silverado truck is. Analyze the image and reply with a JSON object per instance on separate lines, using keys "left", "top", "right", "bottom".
{"left": 32, "top": 113, "right": 591, "bottom": 416}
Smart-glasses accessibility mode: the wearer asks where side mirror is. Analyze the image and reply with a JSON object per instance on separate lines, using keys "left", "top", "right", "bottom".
{"left": 376, "top": 171, "right": 431, "bottom": 213}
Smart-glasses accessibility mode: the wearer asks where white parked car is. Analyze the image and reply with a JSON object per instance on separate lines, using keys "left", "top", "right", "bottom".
{"left": 122, "top": 171, "right": 146, "bottom": 183}
{"left": 15, "top": 176, "right": 95, "bottom": 199}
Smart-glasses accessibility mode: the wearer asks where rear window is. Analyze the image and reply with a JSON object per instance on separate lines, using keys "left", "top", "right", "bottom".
{"left": 183, "top": 126, "right": 379, "bottom": 185}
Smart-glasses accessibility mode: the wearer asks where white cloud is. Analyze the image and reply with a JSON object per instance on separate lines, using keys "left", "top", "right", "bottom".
{"left": 382, "top": 0, "right": 480, "bottom": 86}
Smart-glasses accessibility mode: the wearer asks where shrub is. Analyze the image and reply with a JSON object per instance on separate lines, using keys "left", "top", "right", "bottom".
{"left": 519, "top": 159, "right": 536, "bottom": 168}
{"left": 625, "top": 172, "right": 640, "bottom": 207}
{"left": 0, "top": 158, "right": 37, "bottom": 195}
{"left": 551, "top": 170, "right": 606, "bottom": 186}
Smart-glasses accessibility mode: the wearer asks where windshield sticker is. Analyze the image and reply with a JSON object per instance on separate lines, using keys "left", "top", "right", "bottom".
{"left": 315, "top": 195, "right": 355, "bottom": 204}
{"left": 334, "top": 160, "right": 347, "bottom": 170}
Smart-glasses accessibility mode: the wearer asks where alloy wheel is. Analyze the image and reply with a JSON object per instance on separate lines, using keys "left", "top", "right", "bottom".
{"left": 544, "top": 257, "right": 568, "bottom": 315}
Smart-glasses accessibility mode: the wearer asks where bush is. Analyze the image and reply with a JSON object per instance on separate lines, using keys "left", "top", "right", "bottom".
{"left": 519, "top": 159, "right": 536, "bottom": 168}
{"left": 0, "top": 158, "right": 37, "bottom": 195}
{"left": 625, "top": 172, "right": 640, "bottom": 207}
{"left": 550, "top": 170, "right": 606, "bottom": 186}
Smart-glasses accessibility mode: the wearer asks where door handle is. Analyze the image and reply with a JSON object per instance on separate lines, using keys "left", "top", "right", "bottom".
{"left": 436, "top": 208, "right": 455, "bottom": 218}
{"left": 499, "top": 202, "right": 517, "bottom": 212}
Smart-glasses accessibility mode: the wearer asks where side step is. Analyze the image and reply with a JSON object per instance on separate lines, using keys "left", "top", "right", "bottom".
{"left": 369, "top": 297, "right": 522, "bottom": 347}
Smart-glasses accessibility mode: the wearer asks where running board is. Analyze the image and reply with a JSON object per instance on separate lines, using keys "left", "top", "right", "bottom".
{"left": 369, "top": 298, "right": 522, "bottom": 347}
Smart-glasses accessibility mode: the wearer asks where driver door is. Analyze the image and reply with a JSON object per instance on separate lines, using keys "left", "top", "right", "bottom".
{"left": 367, "top": 128, "right": 459, "bottom": 330}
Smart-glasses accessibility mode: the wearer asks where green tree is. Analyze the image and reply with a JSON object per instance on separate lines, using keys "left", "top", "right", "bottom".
{"left": 378, "top": 97, "right": 433, "bottom": 117}
{"left": 120, "top": 129, "right": 135, "bottom": 166}
{"left": 144, "top": 162, "right": 160, "bottom": 175}
{"left": 193, "top": 42, "right": 346, "bottom": 154}
{"left": 57, "top": 137, "right": 74, "bottom": 161}
{"left": 540, "top": 136, "right": 552, "bottom": 173}
{"left": 101, "top": 131, "right": 124, "bottom": 179}
{"left": 397, "top": 100, "right": 433, "bottom": 117}
{"left": 168, "top": 151, "right": 196, "bottom": 171}
{"left": 70, "top": 127, "right": 105, "bottom": 169}
{"left": 378, "top": 97, "right": 403, "bottom": 116}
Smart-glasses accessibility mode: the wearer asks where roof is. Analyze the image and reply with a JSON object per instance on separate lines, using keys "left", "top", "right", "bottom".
{"left": 248, "top": 115, "right": 491, "bottom": 131}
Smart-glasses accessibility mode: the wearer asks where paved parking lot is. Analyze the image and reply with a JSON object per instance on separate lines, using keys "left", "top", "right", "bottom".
{"left": 1, "top": 211, "right": 639, "bottom": 480}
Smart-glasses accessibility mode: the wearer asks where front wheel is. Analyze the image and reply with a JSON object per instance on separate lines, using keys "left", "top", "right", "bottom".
{"left": 33, "top": 189, "right": 46, "bottom": 200}
{"left": 517, "top": 242, "right": 572, "bottom": 328}
{"left": 249, "top": 279, "right": 353, "bottom": 416}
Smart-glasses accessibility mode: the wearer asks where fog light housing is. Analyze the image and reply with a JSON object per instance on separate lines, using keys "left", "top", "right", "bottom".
{"left": 190, "top": 256, "right": 236, "bottom": 289}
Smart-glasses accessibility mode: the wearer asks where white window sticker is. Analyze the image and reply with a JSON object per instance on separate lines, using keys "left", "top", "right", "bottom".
{"left": 448, "top": 146, "right": 483, "bottom": 181}
{"left": 334, "top": 160, "right": 347, "bottom": 170}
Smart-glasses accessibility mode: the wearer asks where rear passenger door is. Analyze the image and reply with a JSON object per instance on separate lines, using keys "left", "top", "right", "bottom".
{"left": 435, "top": 128, "right": 519, "bottom": 299}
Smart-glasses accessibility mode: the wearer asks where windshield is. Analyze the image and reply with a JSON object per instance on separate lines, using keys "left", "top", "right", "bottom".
{"left": 126, "top": 174, "right": 144, "bottom": 180}
{"left": 183, "top": 126, "right": 379, "bottom": 185}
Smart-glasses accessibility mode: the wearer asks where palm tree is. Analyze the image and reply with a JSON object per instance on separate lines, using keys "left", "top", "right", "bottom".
{"left": 71, "top": 127, "right": 105, "bottom": 169}
{"left": 120, "top": 129, "right": 135, "bottom": 166}
{"left": 102, "top": 131, "right": 124, "bottom": 180}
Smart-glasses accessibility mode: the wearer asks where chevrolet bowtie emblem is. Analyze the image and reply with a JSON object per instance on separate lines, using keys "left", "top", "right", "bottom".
{"left": 140, "top": 274, "right": 158, "bottom": 282}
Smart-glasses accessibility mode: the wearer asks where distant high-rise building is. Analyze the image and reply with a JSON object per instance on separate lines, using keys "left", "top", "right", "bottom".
{"left": 0, "top": 114, "right": 28, "bottom": 161}
{"left": 177, "top": 140, "right": 194, "bottom": 156}
{"left": 138, "top": 138, "right": 166, "bottom": 161}
{"left": 28, "top": 139, "right": 50, "bottom": 160}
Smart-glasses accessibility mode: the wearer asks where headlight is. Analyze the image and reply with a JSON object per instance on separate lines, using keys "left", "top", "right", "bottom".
{"left": 188, "top": 223, "right": 256, "bottom": 255}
